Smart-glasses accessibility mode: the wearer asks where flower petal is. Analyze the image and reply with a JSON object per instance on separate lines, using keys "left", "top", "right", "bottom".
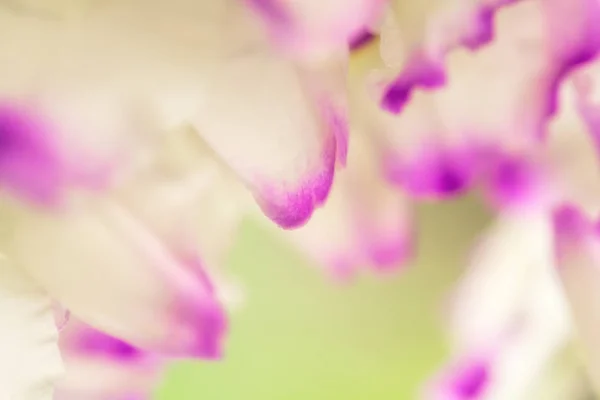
{"left": 553, "top": 204, "right": 600, "bottom": 390}
{"left": 0, "top": 102, "right": 79, "bottom": 206}
{"left": 244, "top": 0, "right": 388, "bottom": 59}
{"left": 448, "top": 214, "right": 553, "bottom": 347}
{"left": 3, "top": 198, "right": 227, "bottom": 359}
{"left": 280, "top": 132, "right": 413, "bottom": 276}
{"left": 0, "top": 257, "right": 63, "bottom": 400}
{"left": 57, "top": 319, "right": 162, "bottom": 400}
{"left": 191, "top": 54, "right": 340, "bottom": 229}
{"left": 373, "top": 0, "right": 600, "bottom": 203}
{"left": 380, "top": 0, "right": 600, "bottom": 117}
{"left": 433, "top": 253, "right": 570, "bottom": 399}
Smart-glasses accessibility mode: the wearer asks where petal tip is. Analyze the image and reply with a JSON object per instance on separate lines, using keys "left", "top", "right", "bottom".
{"left": 380, "top": 58, "right": 446, "bottom": 115}
{"left": 385, "top": 147, "right": 473, "bottom": 199}
{"left": 427, "top": 358, "right": 490, "bottom": 400}
{"left": 258, "top": 138, "right": 336, "bottom": 229}
{"left": 365, "top": 232, "right": 414, "bottom": 271}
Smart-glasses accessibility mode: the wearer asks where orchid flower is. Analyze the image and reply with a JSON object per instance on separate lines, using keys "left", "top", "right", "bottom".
{"left": 416, "top": 56, "right": 600, "bottom": 399}
{"left": 350, "top": 0, "right": 600, "bottom": 397}
{"left": 55, "top": 319, "right": 165, "bottom": 400}
{"left": 0, "top": 0, "right": 385, "bottom": 397}
{"left": 275, "top": 131, "right": 414, "bottom": 278}
{"left": 371, "top": 0, "right": 600, "bottom": 206}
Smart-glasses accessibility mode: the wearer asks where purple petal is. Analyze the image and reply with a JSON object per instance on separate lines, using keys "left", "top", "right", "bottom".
{"left": 380, "top": 0, "right": 521, "bottom": 115}
{"left": 384, "top": 144, "right": 477, "bottom": 199}
{"left": 427, "top": 357, "right": 491, "bottom": 400}
{"left": 74, "top": 330, "right": 144, "bottom": 361}
{"left": 0, "top": 102, "right": 70, "bottom": 205}
{"left": 349, "top": 29, "right": 377, "bottom": 51}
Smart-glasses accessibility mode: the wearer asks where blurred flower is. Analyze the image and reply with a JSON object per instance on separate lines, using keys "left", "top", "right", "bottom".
{"left": 355, "top": 0, "right": 600, "bottom": 397}
{"left": 371, "top": 0, "right": 600, "bottom": 206}
{"left": 0, "top": 0, "right": 382, "bottom": 396}
{"left": 6, "top": 0, "right": 600, "bottom": 398}
{"left": 276, "top": 131, "right": 414, "bottom": 278}
{"left": 56, "top": 320, "right": 164, "bottom": 400}
{"left": 426, "top": 214, "right": 573, "bottom": 399}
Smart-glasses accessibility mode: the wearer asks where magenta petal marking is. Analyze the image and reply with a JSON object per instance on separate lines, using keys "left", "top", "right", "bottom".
{"left": 451, "top": 360, "right": 490, "bottom": 399}
{"left": 381, "top": 0, "right": 519, "bottom": 114}
{"left": 480, "top": 151, "right": 546, "bottom": 211}
{"left": 574, "top": 73, "right": 600, "bottom": 155}
{"left": 349, "top": 29, "right": 377, "bottom": 51}
{"left": 258, "top": 136, "right": 336, "bottom": 229}
{"left": 381, "top": 0, "right": 522, "bottom": 115}
{"left": 0, "top": 102, "right": 70, "bottom": 205}
{"left": 245, "top": 0, "right": 291, "bottom": 27}
{"left": 455, "top": 0, "right": 522, "bottom": 51}
{"left": 191, "top": 300, "right": 228, "bottom": 360}
{"left": 551, "top": 204, "right": 596, "bottom": 263}
{"left": 381, "top": 55, "right": 446, "bottom": 114}
{"left": 317, "top": 98, "right": 348, "bottom": 167}
{"left": 173, "top": 256, "right": 228, "bottom": 360}
{"left": 75, "top": 330, "right": 144, "bottom": 361}
{"left": 385, "top": 146, "right": 475, "bottom": 199}
{"left": 365, "top": 234, "right": 414, "bottom": 272}
{"left": 537, "top": 0, "right": 600, "bottom": 125}
{"left": 552, "top": 204, "right": 590, "bottom": 240}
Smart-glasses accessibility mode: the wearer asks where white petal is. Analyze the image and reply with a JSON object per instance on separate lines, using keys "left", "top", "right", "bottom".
{"left": 430, "top": 256, "right": 570, "bottom": 400}
{"left": 280, "top": 132, "right": 413, "bottom": 276}
{"left": 191, "top": 53, "right": 340, "bottom": 229}
{"left": 553, "top": 205, "right": 600, "bottom": 391}
{"left": 3, "top": 197, "right": 227, "bottom": 359}
{"left": 449, "top": 213, "right": 554, "bottom": 347}
{"left": 0, "top": 257, "right": 63, "bottom": 400}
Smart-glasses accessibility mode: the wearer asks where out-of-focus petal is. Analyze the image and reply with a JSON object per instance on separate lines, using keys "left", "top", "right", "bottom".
{"left": 553, "top": 204, "right": 600, "bottom": 390}
{"left": 0, "top": 0, "right": 349, "bottom": 229}
{"left": 280, "top": 133, "right": 413, "bottom": 276}
{"left": 573, "top": 69, "right": 600, "bottom": 156}
{"left": 448, "top": 213, "right": 553, "bottom": 347}
{"left": 56, "top": 320, "right": 162, "bottom": 400}
{"left": 2, "top": 197, "right": 227, "bottom": 360}
{"left": 244, "top": 0, "right": 388, "bottom": 59}
{"left": 350, "top": 2, "right": 542, "bottom": 200}
{"left": 432, "top": 253, "right": 570, "bottom": 399}
{"left": 370, "top": 0, "right": 600, "bottom": 203}
{"left": 0, "top": 257, "right": 63, "bottom": 400}
{"left": 380, "top": 0, "right": 523, "bottom": 113}
{"left": 191, "top": 54, "right": 342, "bottom": 229}
{"left": 426, "top": 355, "right": 491, "bottom": 400}
{"left": 380, "top": 0, "right": 600, "bottom": 117}
{"left": 0, "top": 102, "right": 84, "bottom": 206}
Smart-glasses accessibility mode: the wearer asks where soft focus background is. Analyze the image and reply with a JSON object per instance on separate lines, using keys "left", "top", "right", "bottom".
{"left": 156, "top": 196, "right": 490, "bottom": 399}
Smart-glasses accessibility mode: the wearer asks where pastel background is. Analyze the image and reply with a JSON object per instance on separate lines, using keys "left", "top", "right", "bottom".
{"left": 156, "top": 196, "right": 489, "bottom": 399}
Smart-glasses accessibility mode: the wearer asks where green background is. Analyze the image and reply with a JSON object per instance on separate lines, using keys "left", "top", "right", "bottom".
{"left": 156, "top": 198, "right": 489, "bottom": 399}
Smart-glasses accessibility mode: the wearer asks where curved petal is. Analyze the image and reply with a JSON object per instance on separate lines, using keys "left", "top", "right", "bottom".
{"left": 0, "top": 257, "right": 63, "bottom": 400}
{"left": 0, "top": 0, "right": 350, "bottom": 228}
{"left": 244, "top": 0, "right": 389, "bottom": 59}
{"left": 367, "top": 0, "right": 600, "bottom": 202}
{"left": 191, "top": 54, "right": 341, "bottom": 229}
{"left": 448, "top": 213, "right": 553, "bottom": 347}
{"left": 280, "top": 132, "right": 413, "bottom": 276}
{"left": 56, "top": 319, "right": 163, "bottom": 400}
{"left": 118, "top": 126, "right": 247, "bottom": 268}
{"left": 380, "top": 0, "right": 600, "bottom": 117}
{"left": 0, "top": 101, "right": 84, "bottom": 206}
{"left": 3, "top": 197, "right": 227, "bottom": 360}
{"left": 553, "top": 204, "right": 600, "bottom": 391}
{"left": 432, "top": 246, "right": 570, "bottom": 399}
